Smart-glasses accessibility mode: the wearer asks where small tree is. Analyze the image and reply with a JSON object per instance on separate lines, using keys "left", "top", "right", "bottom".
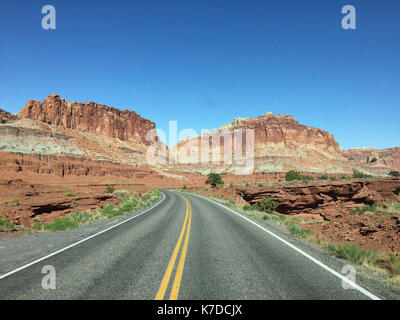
{"left": 105, "top": 185, "right": 115, "bottom": 194}
{"left": 206, "top": 173, "right": 224, "bottom": 187}
{"left": 388, "top": 170, "right": 400, "bottom": 177}
{"left": 285, "top": 170, "right": 302, "bottom": 181}
{"left": 253, "top": 198, "right": 277, "bottom": 213}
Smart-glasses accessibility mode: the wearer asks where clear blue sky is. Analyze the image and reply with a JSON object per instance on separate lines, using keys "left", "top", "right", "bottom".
{"left": 0, "top": 0, "right": 399, "bottom": 149}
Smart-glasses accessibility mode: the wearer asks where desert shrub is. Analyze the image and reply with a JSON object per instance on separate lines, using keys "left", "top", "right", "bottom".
{"left": 5, "top": 198, "right": 20, "bottom": 207}
{"left": 206, "top": 173, "right": 224, "bottom": 187}
{"left": 257, "top": 182, "right": 265, "bottom": 187}
{"left": 0, "top": 218, "right": 17, "bottom": 232}
{"left": 288, "top": 224, "right": 314, "bottom": 240}
{"left": 100, "top": 203, "right": 118, "bottom": 218}
{"left": 112, "top": 190, "right": 135, "bottom": 199}
{"left": 352, "top": 169, "right": 372, "bottom": 179}
{"left": 351, "top": 201, "right": 400, "bottom": 216}
{"left": 63, "top": 189, "right": 76, "bottom": 197}
{"left": 329, "top": 177, "right": 337, "bottom": 181}
{"left": 45, "top": 217, "right": 81, "bottom": 231}
{"left": 243, "top": 205, "right": 253, "bottom": 211}
{"left": 318, "top": 174, "right": 328, "bottom": 181}
{"left": 285, "top": 170, "right": 302, "bottom": 181}
{"left": 182, "top": 185, "right": 187, "bottom": 190}
{"left": 327, "top": 243, "right": 379, "bottom": 266}
{"left": 253, "top": 198, "right": 277, "bottom": 213}
{"left": 140, "top": 189, "right": 161, "bottom": 204}
{"left": 388, "top": 170, "right": 400, "bottom": 177}
{"left": 105, "top": 185, "right": 115, "bottom": 194}
{"left": 301, "top": 175, "right": 314, "bottom": 182}
{"left": 225, "top": 199, "right": 237, "bottom": 209}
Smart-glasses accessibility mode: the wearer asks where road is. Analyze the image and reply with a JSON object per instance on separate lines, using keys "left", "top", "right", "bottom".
{"left": 0, "top": 190, "right": 383, "bottom": 300}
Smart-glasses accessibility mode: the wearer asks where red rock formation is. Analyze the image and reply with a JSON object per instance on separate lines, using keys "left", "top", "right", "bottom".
{"left": 343, "top": 147, "right": 400, "bottom": 173}
{"left": 0, "top": 108, "right": 17, "bottom": 124}
{"left": 223, "top": 114, "right": 340, "bottom": 152}
{"left": 239, "top": 178, "right": 400, "bottom": 220}
{"left": 170, "top": 113, "right": 346, "bottom": 173}
{"left": 19, "top": 94, "right": 157, "bottom": 145}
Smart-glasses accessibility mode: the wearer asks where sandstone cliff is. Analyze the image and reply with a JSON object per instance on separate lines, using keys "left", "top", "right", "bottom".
{"left": 19, "top": 94, "right": 156, "bottom": 145}
{"left": 170, "top": 112, "right": 348, "bottom": 174}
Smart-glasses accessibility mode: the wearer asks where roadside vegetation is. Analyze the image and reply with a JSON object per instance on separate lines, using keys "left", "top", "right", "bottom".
{"left": 32, "top": 189, "right": 161, "bottom": 232}
{"left": 350, "top": 201, "right": 400, "bottom": 216}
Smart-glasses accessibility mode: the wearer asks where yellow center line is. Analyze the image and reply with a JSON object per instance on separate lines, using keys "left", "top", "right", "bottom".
{"left": 154, "top": 194, "right": 191, "bottom": 300}
{"left": 169, "top": 197, "right": 192, "bottom": 300}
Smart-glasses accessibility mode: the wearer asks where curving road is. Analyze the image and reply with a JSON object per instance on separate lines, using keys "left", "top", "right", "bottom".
{"left": 0, "top": 190, "right": 384, "bottom": 300}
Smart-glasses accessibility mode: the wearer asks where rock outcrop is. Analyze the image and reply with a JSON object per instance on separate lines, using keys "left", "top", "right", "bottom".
{"left": 19, "top": 94, "right": 157, "bottom": 145}
{"left": 239, "top": 178, "right": 400, "bottom": 220}
{"left": 0, "top": 108, "right": 17, "bottom": 124}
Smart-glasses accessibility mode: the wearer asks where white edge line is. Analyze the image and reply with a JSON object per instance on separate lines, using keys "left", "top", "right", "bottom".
{"left": 0, "top": 192, "right": 166, "bottom": 280}
{"left": 185, "top": 192, "right": 381, "bottom": 301}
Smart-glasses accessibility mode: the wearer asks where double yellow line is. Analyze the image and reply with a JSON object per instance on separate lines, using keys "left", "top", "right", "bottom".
{"left": 155, "top": 195, "right": 192, "bottom": 300}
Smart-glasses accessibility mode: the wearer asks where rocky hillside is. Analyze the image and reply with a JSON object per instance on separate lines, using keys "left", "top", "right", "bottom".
{"left": 0, "top": 108, "right": 17, "bottom": 124}
{"left": 20, "top": 94, "right": 156, "bottom": 145}
{"left": 170, "top": 112, "right": 350, "bottom": 174}
{"left": 342, "top": 147, "right": 400, "bottom": 173}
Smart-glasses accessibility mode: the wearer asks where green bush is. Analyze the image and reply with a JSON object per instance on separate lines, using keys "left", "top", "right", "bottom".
{"left": 105, "top": 186, "right": 115, "bottom": 194}
{"left": 253, "top": 198, "right": 277, "bottom": 213}
{"left": 288, "top": 223, "right": 314, "bottom": 240}
{"left": 285, "top": 170, "right": 302, "bottom": 181}
{"left": 318, "top": 174, "right": 328, "bottom": 181}
{"left": 206, "top": 173, "right": 224, "bottom": 187}
{"left": 301, "top": 175, "right": 314, "bottom": 182}
{"left": 45, "top": 217, "right": 80, "bottom": 231}
{"left": 352, "top": 169, "right": 372, "bottom": 179}
{"left": 388, "top": 170, "right": 400, "bottom": 177}
{"left": 63, "top": 189, "right": 76, "bottom": 197}
{"left": 5, "top": 198, "right": 20, "bottom": 207}
{"left": 0, "top": 218, "right": 17, "bottom": 232}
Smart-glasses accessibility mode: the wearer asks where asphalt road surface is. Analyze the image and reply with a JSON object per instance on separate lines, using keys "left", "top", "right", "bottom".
{"left": 0, "top": 190, "right": 386, "bottom": 300}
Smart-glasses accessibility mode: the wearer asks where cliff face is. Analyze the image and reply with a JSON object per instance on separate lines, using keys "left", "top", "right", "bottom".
{"left": 19, "top": 94, "right": 156, "bottom": 145}
{"left": 170, "top": 113, "right": 347, "bottom": 174}
{"left": 220, "top": 114, "right": 340, "bottom": 153}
